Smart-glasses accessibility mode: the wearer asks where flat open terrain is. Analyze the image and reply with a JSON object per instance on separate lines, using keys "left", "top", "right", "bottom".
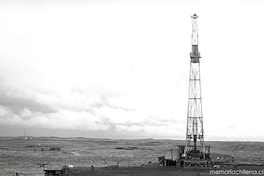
{"left": 0, "top": 137, "right": 264, "bottom": 176}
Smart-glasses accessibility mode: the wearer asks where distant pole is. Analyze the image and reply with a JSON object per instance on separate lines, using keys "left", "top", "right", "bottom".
{"left": 171, "top": 149, "right": 173, "bottom": 159}
{"left": 184, "top": 14, "right": 205, "bottom": 159}
{"left": 24, "top": 129, "right": 27, "bottom": 139}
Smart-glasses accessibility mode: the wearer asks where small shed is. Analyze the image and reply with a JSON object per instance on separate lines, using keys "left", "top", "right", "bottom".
{"left": 158, "top": 148, "right": 180, "bottom": 166}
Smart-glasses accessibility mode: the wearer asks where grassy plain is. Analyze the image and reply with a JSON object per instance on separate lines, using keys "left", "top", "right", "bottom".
{"left": 0, "top": 137, "right": 263, "bottom": 176}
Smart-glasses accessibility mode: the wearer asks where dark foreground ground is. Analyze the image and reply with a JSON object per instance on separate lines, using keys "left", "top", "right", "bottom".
{"left": 0, "top": 137, "right": 263, "bottom": 176}
{"left": 47, "top": 165, "right": 264, "bottom": 176}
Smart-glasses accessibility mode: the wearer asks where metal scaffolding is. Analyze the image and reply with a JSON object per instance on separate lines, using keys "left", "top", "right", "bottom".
{"left": 183, "top": 14, "right": 207, "bottom": 166}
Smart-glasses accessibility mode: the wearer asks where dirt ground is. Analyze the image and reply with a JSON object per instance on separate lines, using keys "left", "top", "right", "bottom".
{"left": 0, "top": 137, "right": 264, "bottom": 176}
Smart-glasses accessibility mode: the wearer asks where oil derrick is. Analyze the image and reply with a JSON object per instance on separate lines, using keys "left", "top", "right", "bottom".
{"left": 182, "top": 14, "right": 210, "bottom": 167}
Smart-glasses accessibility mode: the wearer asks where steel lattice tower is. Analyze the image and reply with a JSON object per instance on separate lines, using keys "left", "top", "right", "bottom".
{"left": 184, "top": 14, "right": 205, "bottom": 159}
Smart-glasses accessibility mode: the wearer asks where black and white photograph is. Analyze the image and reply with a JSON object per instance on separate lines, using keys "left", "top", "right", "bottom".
{"left": 0, "top": 0, "right": 264, "bottom": 175}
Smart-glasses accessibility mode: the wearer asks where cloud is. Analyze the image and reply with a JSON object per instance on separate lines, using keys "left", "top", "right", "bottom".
{"left": 0, "top": 79, "right": 179, "bottom": 137}
{"left": 0, "top": 105, "right": 109, "bottom": 131}
{"left": 30, "top": 109, "right": 109, "bottom": 131}
{"left": 0, "top": 105, "right": 11, "bottom": 117}
{"left": 115, "top": 124, "right": 143, "bottom": 132}
{"left": 19, "top": 108, "right": 33, "bottom": 119}
{"left": 96, "top": 106, "right": 148, "bottom": 124}
{"left": 0, "top": 77, "right": 155, "bottom": 134}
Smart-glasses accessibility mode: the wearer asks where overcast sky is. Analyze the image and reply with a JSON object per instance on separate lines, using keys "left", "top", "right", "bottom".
{"left": 0, "top": 0, "right": 263, "bottom": 141}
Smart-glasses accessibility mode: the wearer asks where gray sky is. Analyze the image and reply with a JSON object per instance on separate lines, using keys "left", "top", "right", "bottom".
{"left": 0, "top": 0, "right": 264, "bottom": 141}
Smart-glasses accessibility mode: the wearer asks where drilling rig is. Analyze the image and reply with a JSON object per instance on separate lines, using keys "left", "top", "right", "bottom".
{"left": 178, "top": 14, "right": 211, "bottom": 167}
